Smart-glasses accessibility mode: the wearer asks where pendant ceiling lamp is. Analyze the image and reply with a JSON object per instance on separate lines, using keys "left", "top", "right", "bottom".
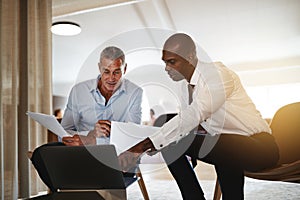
{"left": 51, "top": 21, "right": 81, "bottom": 36}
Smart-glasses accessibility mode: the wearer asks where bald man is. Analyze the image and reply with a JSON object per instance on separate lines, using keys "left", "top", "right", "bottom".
{"left": 118, "top": 33, "right": 279, "bottom": 200}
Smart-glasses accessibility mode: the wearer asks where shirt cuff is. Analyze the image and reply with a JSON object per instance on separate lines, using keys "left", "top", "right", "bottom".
{"left": 149, "top": 130, "right": 168, "bottom": 151}
{"left": 96, "top": 137, "right": 110, "bottom": 145}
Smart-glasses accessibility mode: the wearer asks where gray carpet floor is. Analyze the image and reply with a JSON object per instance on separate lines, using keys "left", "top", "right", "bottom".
{"left": 127, "top": 177, "right": 300, "bottom": 200}
{"left": 127, "top": 162, "right": 300, "bottom": 200}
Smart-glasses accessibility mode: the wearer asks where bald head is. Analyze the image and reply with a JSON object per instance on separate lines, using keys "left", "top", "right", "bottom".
{"left": 162, "top": 33, "right": 198, "bottom": 82}
{"left": 163, "top": 33, "right": 196, "bottom": 62}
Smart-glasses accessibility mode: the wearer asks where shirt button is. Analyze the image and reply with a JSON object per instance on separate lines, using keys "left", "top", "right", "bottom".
{"left": 160, "top": 144, "right": 163, "bottom": 147}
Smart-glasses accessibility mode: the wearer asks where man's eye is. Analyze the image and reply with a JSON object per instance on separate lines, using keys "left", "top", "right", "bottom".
{"left": 103, "top": 71, "right": 110, "bottom": 74}
{"left": 113, "top": 71, "right": 121, "bottom": 75}
{"left": 169, "top": 60, "right": 175, "bottom": 65}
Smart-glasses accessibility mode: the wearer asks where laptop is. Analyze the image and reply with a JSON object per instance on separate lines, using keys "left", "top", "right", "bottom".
{"left": 38, "top": 145, "right": 132, "bottom": 192}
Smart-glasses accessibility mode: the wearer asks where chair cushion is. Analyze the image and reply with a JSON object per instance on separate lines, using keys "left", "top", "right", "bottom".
{"left": 245, "top": 160, "right": 300, "bottom": 183}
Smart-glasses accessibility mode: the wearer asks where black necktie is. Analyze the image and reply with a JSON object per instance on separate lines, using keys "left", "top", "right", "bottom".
{"left": 187, "top": 83, "right": 208, "bottom": 168}
{"left": 187, "top": 84, "right": 198, "bottom": 168}
{"left": 188, "top": 83, "right": 207, "bottom": 134}
{"left": 188, "top": 84, "right": 194, "bottom": 105}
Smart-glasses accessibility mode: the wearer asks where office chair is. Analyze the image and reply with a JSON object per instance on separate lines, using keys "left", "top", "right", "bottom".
{"left": 213, "top": 102, "right": 300, "bottom": 200}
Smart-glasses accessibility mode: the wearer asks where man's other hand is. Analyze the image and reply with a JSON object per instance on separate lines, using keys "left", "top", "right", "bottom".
{"left": 118, "top": 138, "right": 157, "bottom": 172}
{"left": 93, "top": 120, "right": 111, "bottom": 138}
{"left": 62, "top": 134, "right": 96, "bottom": 146}
{"left": 118, "top": 150, "right": 142, "bottom": 172}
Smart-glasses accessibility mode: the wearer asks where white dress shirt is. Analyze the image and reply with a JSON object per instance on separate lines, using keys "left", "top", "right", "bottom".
{"left": 150, "top": 62, "right": 271, "bottom": 150}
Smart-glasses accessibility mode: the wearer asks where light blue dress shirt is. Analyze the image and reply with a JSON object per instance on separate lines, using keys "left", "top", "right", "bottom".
{"left": 61, "top": 75, "right": 143, "bottom": 145}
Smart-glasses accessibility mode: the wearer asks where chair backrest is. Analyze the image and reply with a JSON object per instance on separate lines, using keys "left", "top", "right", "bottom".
{"left": 270, "top": 102, "right": 300, "bottom": 165}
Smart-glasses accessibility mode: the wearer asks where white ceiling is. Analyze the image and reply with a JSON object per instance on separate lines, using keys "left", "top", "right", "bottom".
{"left": 52, "top": 0, "right": 300, "bottom": 97}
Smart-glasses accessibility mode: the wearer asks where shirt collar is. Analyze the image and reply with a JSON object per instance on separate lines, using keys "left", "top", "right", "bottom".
{"left": 89, "top": 75, "right": 101, "bottom": 93}
{"left": 90, "top": 74, "right": 126, "bottom": 94}
{"left": 189, "top": 61, "right": 201, "bottom": 86}
{"left": 114, "top": 78, "right": 127, "bottom": 95}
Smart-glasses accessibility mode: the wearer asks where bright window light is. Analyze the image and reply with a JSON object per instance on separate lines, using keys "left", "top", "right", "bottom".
{"left": 246, "top": 83, "right": 300, "bottom": 118}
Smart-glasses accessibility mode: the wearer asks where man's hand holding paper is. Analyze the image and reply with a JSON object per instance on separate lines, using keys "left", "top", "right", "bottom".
{"left": 118, "top": 138, "right": 157, "bottom": 172}
{"left": 62, "top": 133, "right": 96, "bottom": 146}
{"left": 94, "top": 120, "right": 111, "bottom": 138}
{"left": 110, "top": 121, "right": 159, "bottom": 155}
{"left": 62, "top": 120, "right": 112, "bottom": 146}
{"left": 110, "top": 121, "right": 160, "bottom": 172}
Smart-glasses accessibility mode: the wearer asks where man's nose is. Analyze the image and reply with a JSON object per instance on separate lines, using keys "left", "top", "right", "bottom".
{"left": 108, "top": 73, "right": 116, "bottom": 80}
{"left": 165, "top": 64, "right": 171, "bottom": 72}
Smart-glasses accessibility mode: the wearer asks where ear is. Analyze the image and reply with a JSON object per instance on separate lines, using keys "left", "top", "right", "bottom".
{"left": 187, "top": 52, "right": 196, "bottom": 64}
{"left": 123, "top": 63, "right": 127, "bottom": 74}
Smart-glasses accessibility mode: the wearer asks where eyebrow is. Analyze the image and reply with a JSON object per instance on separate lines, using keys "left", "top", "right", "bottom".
{"left": 163, "top": 58, "right": 176, "bottom": 62}
{"left": 102, "top": 67, "right": 122, "bottom": 71}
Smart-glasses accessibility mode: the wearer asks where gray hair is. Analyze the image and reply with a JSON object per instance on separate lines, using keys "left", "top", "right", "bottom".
{"left": 100, "top": 46, "right": 125, "bottom": 64}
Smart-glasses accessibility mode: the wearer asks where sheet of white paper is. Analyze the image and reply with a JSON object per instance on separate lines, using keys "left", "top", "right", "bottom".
{"left": 110, "top": 121, "right": 159, "bottom": 155}
{"left": 26, "top": 111, "right": 71, "bottom": 138}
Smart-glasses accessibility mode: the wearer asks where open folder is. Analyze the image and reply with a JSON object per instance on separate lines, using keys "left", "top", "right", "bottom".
{"left": 27, "top": 111, "right": 71, "bottom": 138}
